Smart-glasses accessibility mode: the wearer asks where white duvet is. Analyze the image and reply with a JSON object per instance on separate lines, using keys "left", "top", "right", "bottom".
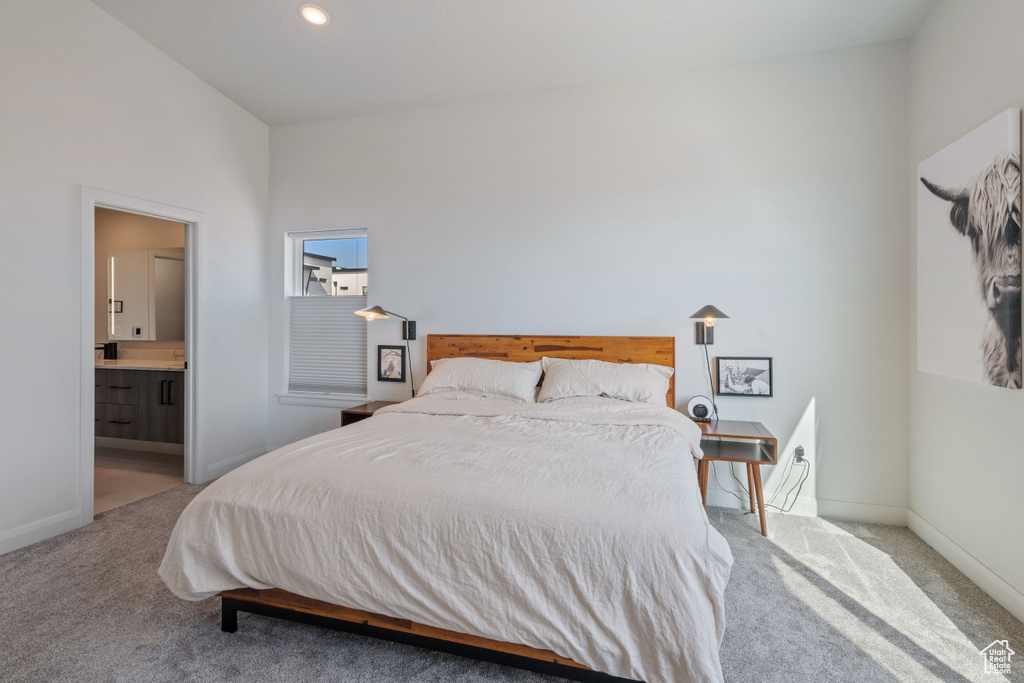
{"left": 159, "top": 395, "right": 733, "bottom": 683}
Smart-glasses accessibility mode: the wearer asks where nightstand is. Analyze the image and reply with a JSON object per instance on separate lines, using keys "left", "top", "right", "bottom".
{"left": 695, "top": 420, "right": 777, "bottom": 537}
{"left": 341, "top": 400, "right": 401, "bottom": 427}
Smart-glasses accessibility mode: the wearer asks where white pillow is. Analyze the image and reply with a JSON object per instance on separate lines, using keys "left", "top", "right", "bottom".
{"left": 418, "top": 357, "right": 543, "bottom": 402}
{"left": 537, "top": 357, "right": 672, "bottom": 405}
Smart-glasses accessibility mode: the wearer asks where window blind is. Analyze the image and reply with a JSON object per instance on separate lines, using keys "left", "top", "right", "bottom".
{"left": 288, "top": 295, "right": 367, "bottom": 395}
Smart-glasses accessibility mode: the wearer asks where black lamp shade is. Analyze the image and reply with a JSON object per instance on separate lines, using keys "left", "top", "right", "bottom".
{"left": 355, "top": 305, "right": 415, "bottom": 340}
{"left": 690, "top": 304, "right": 727, "bottom": 345}
{"left": 354, "top": 305, "right": 389, "bottom": 319}
{"left": 689, "top": 305, "right": 729, "bottom": 320}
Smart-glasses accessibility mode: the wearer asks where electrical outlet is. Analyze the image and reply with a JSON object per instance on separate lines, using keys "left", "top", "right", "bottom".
{"left": 795, "top": 445, "right": 805, "bottom": 462}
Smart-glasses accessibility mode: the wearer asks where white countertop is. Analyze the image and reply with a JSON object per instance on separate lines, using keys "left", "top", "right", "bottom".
{"left": 95, "top": 359, "right": 185, "bottom": 372}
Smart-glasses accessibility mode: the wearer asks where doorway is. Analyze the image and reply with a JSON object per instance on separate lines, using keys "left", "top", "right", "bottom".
{"left": 94, "top": 208, "right": 185, "bottom": 512}
{"left": 79, "top": 189, "right": 200, "bottom": 524}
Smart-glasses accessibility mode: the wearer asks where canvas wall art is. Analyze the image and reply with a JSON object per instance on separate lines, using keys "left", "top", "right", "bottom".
{"left": 917, "top": 109, "right": 1021, "bottom": 389}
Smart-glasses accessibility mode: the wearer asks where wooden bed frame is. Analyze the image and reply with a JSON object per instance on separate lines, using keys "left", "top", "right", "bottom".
{"left": 220, "top": 335, "right": 677, "bottom": 683}
{"left": 427, "top": 335, "right": 675, "bottom": 407}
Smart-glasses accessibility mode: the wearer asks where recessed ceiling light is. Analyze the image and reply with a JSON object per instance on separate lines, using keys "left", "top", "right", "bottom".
{"left": 300, "top": 4, "right": 330, "bottom": 26}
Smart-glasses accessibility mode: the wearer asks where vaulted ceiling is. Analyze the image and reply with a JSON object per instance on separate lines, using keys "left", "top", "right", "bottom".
{"left": 89, "top": 0, "right": 935, "bottom": 126}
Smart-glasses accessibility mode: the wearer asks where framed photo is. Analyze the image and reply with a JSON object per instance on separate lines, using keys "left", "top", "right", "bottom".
{"left": 377, "top": 345, "right": 406, "bottom": 383}
{"left": 716, "top": 357, "right": 773, "bottom": 397}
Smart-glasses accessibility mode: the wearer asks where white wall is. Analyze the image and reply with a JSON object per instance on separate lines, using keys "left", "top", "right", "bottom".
{"left": 909, "top": 0, "right": 1024, "bottom": 621}
{"left": 269, "top": 42, "right": 911, "bottom": 519}
{"left": 0, "top": 0, "right": 269, "bottom": 553}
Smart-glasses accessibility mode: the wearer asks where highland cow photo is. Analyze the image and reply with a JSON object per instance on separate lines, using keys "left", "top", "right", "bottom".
{"left": 918, "top": 109, "right": 1022, "bottom": 389}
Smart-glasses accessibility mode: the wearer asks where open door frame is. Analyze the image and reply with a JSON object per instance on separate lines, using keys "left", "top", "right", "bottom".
{"left": 79, "top": 187, "right": 201, "bottom": 526}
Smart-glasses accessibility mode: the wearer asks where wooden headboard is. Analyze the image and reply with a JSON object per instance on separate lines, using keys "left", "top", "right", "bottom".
{"left": 426, "top": 335, "right": 676, "bottom": 407}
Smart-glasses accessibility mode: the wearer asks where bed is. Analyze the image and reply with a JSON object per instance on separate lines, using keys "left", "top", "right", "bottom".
{"left": 159, "top": 335, "right": 733, "bottom": 683}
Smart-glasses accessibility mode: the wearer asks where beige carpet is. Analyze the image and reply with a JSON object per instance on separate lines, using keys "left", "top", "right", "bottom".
{"left": 0, "top": 484, "right": 1020, "bottom": 682}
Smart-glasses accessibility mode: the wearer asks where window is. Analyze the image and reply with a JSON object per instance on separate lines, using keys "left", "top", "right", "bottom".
{"left": 299, "top": 235, "right": 367, "bottom": 297}
{"left": 285, "top": 229, "right": 368, "bottom": 399}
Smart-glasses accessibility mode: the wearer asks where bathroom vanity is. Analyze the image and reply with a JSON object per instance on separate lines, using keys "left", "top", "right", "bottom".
{"left": 95, "top": 363, "right": 184, "bottom": 444}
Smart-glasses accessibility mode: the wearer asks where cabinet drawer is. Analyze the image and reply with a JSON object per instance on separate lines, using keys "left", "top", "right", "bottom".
{"left": 95, "top": 369, "right": 140, "bottom": 405}
{"left": 97, "top": 404, "right": 139, "bottom": 440}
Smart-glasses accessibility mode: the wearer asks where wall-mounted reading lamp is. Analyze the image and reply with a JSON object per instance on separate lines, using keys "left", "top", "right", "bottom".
{"left": 353, "top": 305, "right": 416, "bottom": 340}
{"left": 689, "top": 305, "right": 729, "bottom": 345}
{"left": 355, "top": 305, "right": 417, "bottom": 397}
{"left": 689, "top": 305, "right": 728, "bottom": 420}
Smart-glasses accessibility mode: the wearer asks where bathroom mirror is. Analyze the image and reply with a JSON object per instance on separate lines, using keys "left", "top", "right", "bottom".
{"left": 107, "top": 248, "right": 185, "bottom": 341}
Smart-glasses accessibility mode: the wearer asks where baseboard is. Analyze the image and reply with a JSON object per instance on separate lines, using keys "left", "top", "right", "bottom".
{"left": 0, "top": 509, "right": 81, "bottom": 557}
{"left": 907, "top": 510, "right": 1024, "bottom": 623}
{"left": 780, "top": 496, "right": 818, "bottom": 517}
{"left": 201, "top": 446, "right": 266, "bottom": 482}
{"left": 706, "top": 488, "right": 907, "bottom": 526}
{"left": 706, "top": 489, "right": 820, "bottom": 517}
{"left": 816, "top": 499, "right": 908, "bottom": 526}
{"left": 96, "top": 437, "right": 184, "bottom": 456}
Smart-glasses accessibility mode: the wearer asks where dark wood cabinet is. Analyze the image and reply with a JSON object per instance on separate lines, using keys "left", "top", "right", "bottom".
{"left": 96, "top": 369, "right": 141, "bottom": 438}
{"left": 103, "top": 404, "right": 140, "bottom": 440}
{"left": 340, "top": 400, "right": 401, "bottom": 426}
{"left": 96, "top": 369, "right": 139, "bottom": 405}
{"left": 95, "top": 368, "right": 183, "bottom": 444}
{"left": 139, "top": 371, "right": 184, "bottom": 444}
